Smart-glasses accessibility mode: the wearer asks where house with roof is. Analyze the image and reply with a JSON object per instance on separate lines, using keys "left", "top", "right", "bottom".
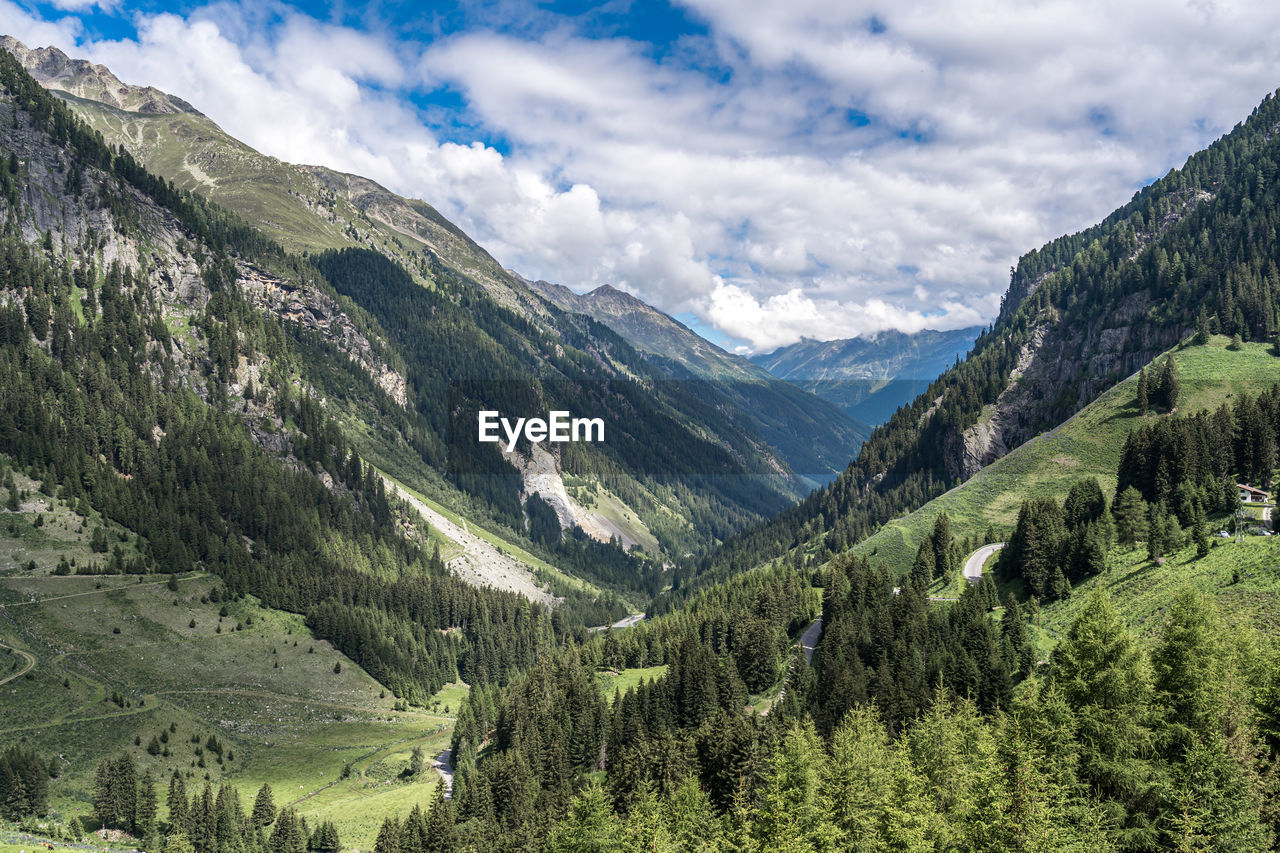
{"left": 1238, "top": 483, "right": 1271, "bottom": 504}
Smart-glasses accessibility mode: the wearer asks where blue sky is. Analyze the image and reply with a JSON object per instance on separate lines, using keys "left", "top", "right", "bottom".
{"left": 7, "top": 0, "right": 1280, "bottom": 352}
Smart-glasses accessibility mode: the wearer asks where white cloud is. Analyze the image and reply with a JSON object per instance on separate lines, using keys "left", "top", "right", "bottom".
{"left": 9, "top": 1, "right": 1280, "bottom": 350}
{"left": 45, "top": 0, "right": 119, "bottom": 12}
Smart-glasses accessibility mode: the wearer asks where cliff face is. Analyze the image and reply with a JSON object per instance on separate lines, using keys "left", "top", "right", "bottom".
{"left": 945, "top": 187, "right": 1213, "bottom": 480}
{"left": 0, "top": 62, "right": 408, "bottom": 466}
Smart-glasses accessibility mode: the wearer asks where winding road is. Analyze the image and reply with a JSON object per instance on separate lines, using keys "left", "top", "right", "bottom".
{"left": 963, "top": 543, "right": 1005, "bottom": 585}
{"left": 0, "top": 638, "right": 35, "bottom": 687}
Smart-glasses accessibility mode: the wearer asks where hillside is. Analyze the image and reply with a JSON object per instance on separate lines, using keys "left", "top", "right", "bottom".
{"left": 527, "top": 279, "right": 870, "bottom": 480}
{"left": 855, "top": 336, "right": 1280, "bottom": 574}
{"left": 682, "top": 84, "right": 1280, "bottom": 603}
{"left": 0, "top": 571, "right": 451, "bottom": 848}
{"left": 750, "top": 326, "right": 982, "bottom": 426}
{"left": 0, "top": 37, "right": 877, "bottom": 559}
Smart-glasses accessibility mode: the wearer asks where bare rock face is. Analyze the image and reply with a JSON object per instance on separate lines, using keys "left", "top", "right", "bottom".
{"left": 1, "top": 36, "right": 202, "bottom": 116}
{"left": 502, "top": 444, "right": 648, "bottom": 550}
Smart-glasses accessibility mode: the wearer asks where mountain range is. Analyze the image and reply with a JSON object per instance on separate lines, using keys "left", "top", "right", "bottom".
{"left": 0, "top": 35, "right": 868, "bottom": 569}
{"left": 3, "top": 34, "right": 1280, "bottom": 853}
{"left": 749, "top": 326, "right": 983, "bottom": 426}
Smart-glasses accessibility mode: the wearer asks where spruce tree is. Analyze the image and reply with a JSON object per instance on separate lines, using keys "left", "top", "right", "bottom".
{"left": 136, "top": 772, "right": 157, "bottom": 839}
{"left": 1112, "top": 487, "right": 1149, "bottom": 545}
{"left": 1194, "top": 306, "right": 1210, "bottom": 344}
{"left": 1157, "top": 356, "right": 1181, "bottom": 411}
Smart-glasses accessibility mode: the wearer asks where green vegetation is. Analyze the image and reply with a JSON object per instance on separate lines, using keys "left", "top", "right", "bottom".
{"left": 685, "top": 83, "right": 1280, "bottom": 602}
{"left": 0, "top": 573, "right": 447, "bottom": 847}
{"left": 853, "top": 337, "right": 1280, "bottom": 575}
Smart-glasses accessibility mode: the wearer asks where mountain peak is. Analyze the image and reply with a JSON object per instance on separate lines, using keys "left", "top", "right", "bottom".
{"left": 1, "top": 35, "right": 202, "bottom": 116}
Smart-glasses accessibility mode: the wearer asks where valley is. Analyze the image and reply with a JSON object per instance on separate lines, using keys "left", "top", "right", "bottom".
{"left": 1, "top": 24, "right": 1280, "bottom": 853}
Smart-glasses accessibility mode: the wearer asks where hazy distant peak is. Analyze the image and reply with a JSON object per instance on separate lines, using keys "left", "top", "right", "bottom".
{"left": 1, "top": 36, "right": 202, "bottom": 116}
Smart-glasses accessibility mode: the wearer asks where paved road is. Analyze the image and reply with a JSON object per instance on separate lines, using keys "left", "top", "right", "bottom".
{"left": 590, "top": 612, "right": 645, "bottom": 632}
{"left": 0, "top": 639, "right": 35, "bottom": 686}
{"left": 963, "top": 543, "right": 1005, "bottom": 585}
{"left": 434, "top": 749, "right": 454, "bottom": 798}
{"left": 766, "top": 618, "right": 824, "bottom": 715}
{"left": 799, "top": 617, "right": 823, "bottom": 664}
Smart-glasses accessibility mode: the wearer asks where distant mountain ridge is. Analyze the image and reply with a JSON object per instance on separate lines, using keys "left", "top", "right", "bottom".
{"left": 527, "top": 278, "right": 871, "bottom": 481}
{"left": 750, "top": 327, "right": 983, "bottom": 425}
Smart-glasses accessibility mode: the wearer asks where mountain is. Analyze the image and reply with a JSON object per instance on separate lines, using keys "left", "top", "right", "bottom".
{"left": 0, "top": 36, "right": 864, "bottom": 569}
{"left": 674, "top": 84, "right": 1280, "bottom": 603}
{"left": 527, "top": 279, "right": 870, "bottom": 481}
{"left": 4, "top": 33, "right": 1280, "bottom": 853}
{"left": 749, "top": 326, "right": 983, "bottom": 426}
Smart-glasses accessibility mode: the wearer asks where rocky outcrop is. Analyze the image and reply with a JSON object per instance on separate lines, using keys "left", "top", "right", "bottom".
{"left": 1, "top": 37, "right": 201, "bottom": 115}
{"left": 238, "top": 268, "right": 408, "bottom": 407}
{"left": 948, "top": 293, "right": 1185, "bottom": 480}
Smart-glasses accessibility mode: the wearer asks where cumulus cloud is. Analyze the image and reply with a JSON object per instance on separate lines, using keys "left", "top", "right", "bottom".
{"left": 8, "top": 0, "right": 1280, "bottom": 350}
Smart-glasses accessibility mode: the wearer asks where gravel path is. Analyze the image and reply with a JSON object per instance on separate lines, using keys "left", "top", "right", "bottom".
{"left": 433, "top": 749, "right": 454, "bottom": 798}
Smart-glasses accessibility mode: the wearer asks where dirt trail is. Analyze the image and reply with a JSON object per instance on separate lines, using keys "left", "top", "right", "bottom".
{"left": 380, "top": 475, "right": 557, "bottom": 607}
{"left": 0, "top": 638, "right": 35, "bottom": 686}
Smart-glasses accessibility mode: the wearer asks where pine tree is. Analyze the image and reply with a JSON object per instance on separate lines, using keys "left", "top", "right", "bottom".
{"left": 547, "top": 784, "right": 623, "bottom": 852}
{"left": 1193, "top": 514, "right": 1210, "bottom": 558}
{"left": 163, "top": 833, "right": 196, "bottom": 853}
{"left": 1157, "top": 356, "right": 1181, "bottom": 411}
{"left": 373, "top": 817, "right": 401, "bottom": 853}
{"left": 909, "top": 538, "right": 935, "bottom": 592}
{"left": 136, "top": 772, "right": 158, "bottom": 839}
{"left": 251, "top": 782, "right": 276, "bottom": 828}
{"left": 167, "top": 772, "right": 189, "bottom": 835}
{"left": 421, "top": 783, "right": 455, "bottom": 853}
{"left": 1137, "top": 367, "right": 1150, "bottom": 414}
{"left": 1048, "top": 589, "right": 1156, "bottom": 836}
{"left": 930, "top": 512, "right": 953, "bottom": 581}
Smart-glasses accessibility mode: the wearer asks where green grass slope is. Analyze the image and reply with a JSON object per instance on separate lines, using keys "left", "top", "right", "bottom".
{"left": 853, "top": 336, "right": 1280, "bottom": 574}
{"left": 0, "top": 476, "right": 459, "bottom": 849}
{"left": 1028, "top": 537, "right": 1280, "bottom": 660}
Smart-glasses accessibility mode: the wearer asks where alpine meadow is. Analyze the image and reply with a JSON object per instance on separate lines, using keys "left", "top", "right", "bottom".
{"left": 4, "top": 8, "right": 1280, "bottom": 853}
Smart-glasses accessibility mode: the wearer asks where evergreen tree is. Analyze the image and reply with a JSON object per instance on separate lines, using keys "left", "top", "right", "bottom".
{"left": 909, "top": 538, "right": 935, "bottom": 592}
{"left": 163, "top": 833, "right": 196, "bottom": 853}
{"left": 251, "top": 782, "right": 276, "bottom": 828}
{"left": 1112, "top": 487, "right": 1149, "bottom": 545}
{"left": 1194, "top": 306, "right": 1210, "bottom": 344}
{"left": 168, "top": 772, "right": 189, "bottom": 835}
{"left": 137, "top": 772, "right": 158, "bottom": 839}
{"left": 1156, "top": 356, "right": 1181, "bottom": 411}
{"left": 1048, "top": 590, "right": 1157, "bottom": 846}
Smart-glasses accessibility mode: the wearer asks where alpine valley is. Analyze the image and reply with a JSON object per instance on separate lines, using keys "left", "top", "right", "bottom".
{"left": 1, "top": 33, "right": 1280, "bottom": 853}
